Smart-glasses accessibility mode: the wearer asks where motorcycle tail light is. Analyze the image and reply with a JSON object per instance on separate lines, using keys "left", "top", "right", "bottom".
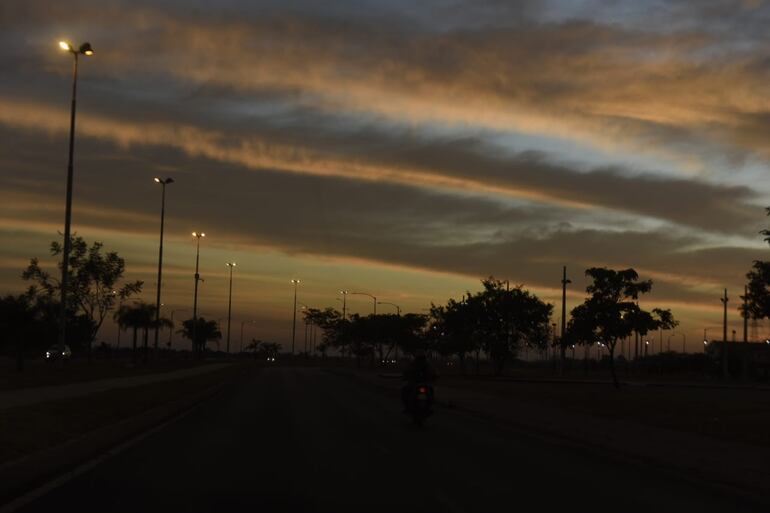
{"left": 418, "top": 387, "right": 427, "bottom": 394}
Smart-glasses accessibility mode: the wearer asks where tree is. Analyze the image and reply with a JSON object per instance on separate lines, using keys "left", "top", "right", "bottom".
{"left": 568, "top": 268, "right": 663, "bottom": 387}
{"left": 179, "top": 317, "right": 221, "bottom": 353}
{"left": 428, "top": 300, "right": 480, "bottom": 373}
{"left": 114, "top": 301, "right": 154, "bottom": 364}
{"left": 23, "top": 236, "right": 142, "bottom": 358}
{"left": 433, "top": 278, "right": 552, "bottom": 375}
{"left": 0, "top": 294, "right": 37, "bottom": 371}
{"left": 302, "top": 308, "right": 349, "bottom": 357}
{"left": 744, "top": 207, "right": 770, "bottom": 323}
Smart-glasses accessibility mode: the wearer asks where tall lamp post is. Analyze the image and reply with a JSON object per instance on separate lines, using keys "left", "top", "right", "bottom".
{"left": 298, "top": 302, "right": 309, "bottom": 354}
{"left": 225, "top": 262, "right": 236, "bottom": 353}
{"left": 351, "top": 292, "right": 377, "bottom": 315}
{"left": 291, "top": 279, "right": 300, "bottom": 354}
{"left": 339, "top": 290, "right": 348, "bottom": 320}
{"left": 191, "top": 232, "right": 205, "bottom": 354}
{"left": 56, "top": 40, "right": 94, "bottom": 361}
{"left": 153, "top": 178, "right": 173, "bottom": 352}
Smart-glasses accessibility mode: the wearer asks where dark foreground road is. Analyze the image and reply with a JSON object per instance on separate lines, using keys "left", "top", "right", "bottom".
{"left": 15, "top": 367, "right": 765, "bottom": 512}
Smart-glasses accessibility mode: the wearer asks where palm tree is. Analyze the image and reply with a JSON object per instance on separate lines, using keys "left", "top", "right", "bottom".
{"left": 153, "top": 316, "right": 173, "bottom": 353}
{"left": 179, "top": 317, "right": 222, "bottom": 354}
{"left": 114, "top": 301, "right": 154, "bottom": 364}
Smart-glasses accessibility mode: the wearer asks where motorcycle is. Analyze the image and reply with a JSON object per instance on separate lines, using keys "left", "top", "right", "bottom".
{"left": 405, "top": 382, "right": 434, "bottom": 426}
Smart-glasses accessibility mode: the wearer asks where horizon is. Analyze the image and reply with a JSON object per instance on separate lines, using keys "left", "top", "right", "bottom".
{"left": 2, "top": 0, "right": 770, "bottom": 350}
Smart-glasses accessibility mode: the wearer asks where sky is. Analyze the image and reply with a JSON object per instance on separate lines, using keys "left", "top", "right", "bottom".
{"left": 1, "top": 0, "right": 770, "bottom": 351}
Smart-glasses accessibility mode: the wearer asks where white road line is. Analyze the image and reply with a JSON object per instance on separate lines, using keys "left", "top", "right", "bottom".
{"left": 0, "top": 389, "right": 215, "bottom": 513}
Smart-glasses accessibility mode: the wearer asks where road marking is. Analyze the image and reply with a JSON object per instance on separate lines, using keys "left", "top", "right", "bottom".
{"left": 0, "top": 389, "right": 214, "bottom": 513}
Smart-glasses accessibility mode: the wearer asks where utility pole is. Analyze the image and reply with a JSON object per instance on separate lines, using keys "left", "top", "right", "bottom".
{"left": 225, "top": 262, "right": 236, "bottom": 353}
{"left": 291, "top": 279, "right": 300, "bottom": 354}
{"left": 743, "top": 284, "right": 748, "bottom": 343}
{"left": 559, "top": 266, "right": 570, "bottom": 375}
{"left": 153, "top": 177, "right": 173, "bottom": 355}
{"left": 191, "top": 232, "right": 205, "bottom": 355}
{"left": 721, "top": 289, "right": 729, "bottom": 379}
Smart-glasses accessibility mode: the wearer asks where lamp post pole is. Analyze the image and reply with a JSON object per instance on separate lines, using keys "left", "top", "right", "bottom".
{"left": 153, "top": 178, "right": 173, "bottom": 353}
{"left": 291, "top": 279, "right": 300, "bottom": 354}
{"left": 298, "top": 302, "right": 309, "bottom": 355}
{"left": 56, "top": 41, "right": 94, "bottom": 362}
{"left": 351, "top": 292, "right": 377, "bottom": 315}
{"left": 339, "top": 290, "right": 348, "bottom": 320}
{"left": 377, "top": 301, "right": 401, "bottom": 316}
{"left": 721, "top": 289, "right": 729, "bottom": 378}
{"left": 226, "top": 262, "right": 236, "bottom": 353}
{"left": 191, "top": 232, "right": 205, "bottom": 354}
{"left": 560, "top": 266, "right": 571, "bottom": 374}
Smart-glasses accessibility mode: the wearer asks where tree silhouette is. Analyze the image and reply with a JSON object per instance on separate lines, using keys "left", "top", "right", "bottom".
{"left": 179, "top": 317, "right": 221, "bottom": 353}
{"left": 23, "top": 236, "right": 142, "bottom": 358}
{"left": 114, "top": 301, "right": 154, "bottom": 364}
{"left": 741, "top": 207, "right": 770, "bottom": 326}
{"left": 568, "top": 268, "right": 658, "bottom": 387}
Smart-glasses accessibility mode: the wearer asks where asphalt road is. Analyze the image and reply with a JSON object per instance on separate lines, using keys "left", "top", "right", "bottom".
{"left": 16, "top": 367, "right": 766, "bottom": 512}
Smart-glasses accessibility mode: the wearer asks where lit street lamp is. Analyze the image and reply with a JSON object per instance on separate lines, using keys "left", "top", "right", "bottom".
{"left": 225, "top": 262, "right": 236, "bottom": 353}
{"left": 298, "top": 302, "right": 309, "bottom": 354}
{"left": 153, "top": 177, "right": 174, "bottom": 353}
{"left": 291, "top": 279, "right": 300, "bottom": 354}
{"left": 56, "top": 40, "right": 94, "bottom": 362}
{"left": 339, "top": 290, "right": 348, "bottom": 320}
{"left": 191, "top": 232, "right": 205, "bottom": 354}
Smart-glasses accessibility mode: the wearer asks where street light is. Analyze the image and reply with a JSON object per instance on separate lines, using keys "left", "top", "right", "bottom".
{"left": 291, "top": 279, "right": 300, "bottom": 354}
{"left": 377, "top": 301, "right": 401, "bottom": 316}
{"left": 339, "top": 290, "right": 348, "bottom": 320}
{"left": 225, "top": 262, "right": 236, "bottom": 353}
{"left": 350, "top": 291, "right": 377, "bottom": 315}
{"left": 191, "top": 232, "right": 205, "bottom": 354}
{"left": 153, "top": 177, "right": 174, "bottom": 353}
{"left": 298, "top": 302, "right": 310, "bottom": 354}
{"left": 56, "top": 40, "right": 94, "bottom": 362}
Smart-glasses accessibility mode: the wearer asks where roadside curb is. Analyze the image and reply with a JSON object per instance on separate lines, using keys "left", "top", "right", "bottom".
{"left": 0, "top": 369, "right": 245, "bottom": 508}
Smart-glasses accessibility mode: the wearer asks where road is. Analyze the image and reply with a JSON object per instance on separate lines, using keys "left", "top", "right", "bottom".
{"left": 15, "top": 367, "right": 765, "bottom": 512}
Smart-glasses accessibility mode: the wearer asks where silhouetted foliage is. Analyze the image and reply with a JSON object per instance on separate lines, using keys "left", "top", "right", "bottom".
{"left": 23, "top": 236, "right": 142, "bottom": 357}
{"left": 114, "top": 301, "right": 155, "bottom": 364}
{"left": 179, "top": 317, "right": 222, "bottom": 353}
{"left": 566, "top": 268, "right": 674, "bottom": 387}
{"left": 744, "top": 261, "right": 770, "bottom": 321}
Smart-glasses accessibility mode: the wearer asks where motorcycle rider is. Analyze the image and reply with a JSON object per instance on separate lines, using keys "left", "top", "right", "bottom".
{"left": 401, "top": 350, "right": 437, "bottom": 412}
